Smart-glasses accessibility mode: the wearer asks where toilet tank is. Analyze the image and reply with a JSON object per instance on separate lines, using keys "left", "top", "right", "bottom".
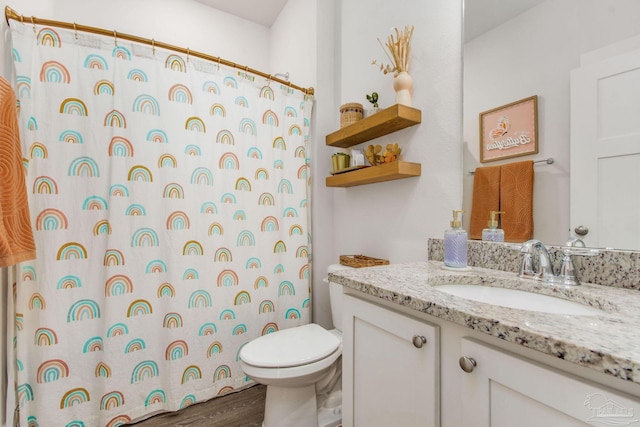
{"left": 326, "top": 264, "right": 353, "bottom": 332}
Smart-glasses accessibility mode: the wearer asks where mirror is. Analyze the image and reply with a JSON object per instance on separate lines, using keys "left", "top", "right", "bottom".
{"left": 462, "top": 0, "right": 640, "bottom": 250}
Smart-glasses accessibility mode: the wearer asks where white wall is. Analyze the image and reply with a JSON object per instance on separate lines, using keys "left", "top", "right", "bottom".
{"left": 306, "top": 0, "right": 340, "bottom": 328}
{"left": 462, "top": 0, "right": 640, "bottom": 245}
{"left": 333, "top": 0, "right": 463, "bottom": 264}
{"left": 270, "top": 0, "right": 338, "bottom": 328}
{"left": 270, "top": 0, "right": 316, "bottom": 83}
{"left": 272, "top": 0, "right": 464, "bottom": 327}
{"left": 272, "top": 0, "right": 465, "bottom": 328}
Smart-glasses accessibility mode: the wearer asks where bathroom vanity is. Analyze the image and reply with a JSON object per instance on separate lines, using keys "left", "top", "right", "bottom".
{"left": 331, "top": 260, "right": 640, "bottom": 427}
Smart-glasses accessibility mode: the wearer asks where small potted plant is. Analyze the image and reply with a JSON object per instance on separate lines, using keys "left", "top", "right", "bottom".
{"left": 365, "top": 92, "right": 379, "bottom": 117}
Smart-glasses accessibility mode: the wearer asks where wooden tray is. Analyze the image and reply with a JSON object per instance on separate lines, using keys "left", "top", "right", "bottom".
{"left": 340, "top": 254, "right": 389, "bottom": 268}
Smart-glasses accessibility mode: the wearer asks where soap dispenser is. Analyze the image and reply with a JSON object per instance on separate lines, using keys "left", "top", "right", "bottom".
{"left": 444, "top": 210, "right": 468, "bottom": 268}
{"left": 482, "top": 211, "right": 505, "bottom": 242}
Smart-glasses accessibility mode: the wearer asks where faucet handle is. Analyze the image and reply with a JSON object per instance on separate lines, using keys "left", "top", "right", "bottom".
{"left": 519, "top": 239, "right": 543, "bottom": 253}
{"left": 519, "top": 252, "right": 536, "bottom": 278}
{"left": 565, "top": 238, "right": 585, "bottom": 247}
{"left": 558, "top": 248, "right": 579, "bottom": 285}
{"left": 557, "top": 247, "right": 598, "bottom": 286}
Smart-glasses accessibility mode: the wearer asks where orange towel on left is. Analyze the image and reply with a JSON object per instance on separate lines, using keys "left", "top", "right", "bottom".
{"left": 469, "top": 165, "right": 501, "bottom": 240}
{"left": 0, "top": 77, "right": 36, "bottom": 267}
{"left": 500, "top": 160, "right": 534, "bottom": 243}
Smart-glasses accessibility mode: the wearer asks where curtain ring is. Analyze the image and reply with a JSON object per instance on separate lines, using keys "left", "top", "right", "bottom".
{"left": 151, "top": 39, "right": 155, "bottom": 55}
{"left": 186, "top": 48, "right": 190, "bottom": 63}
{"left": 216, "top": 56, "right": 221, "bottom": 71}
{"left": 73, "top": 22, "right": 78, "bottom": 40}
{"left": 113, "top": 30, "right": 117, "bottom": 46}
{"left": 267, "top": 74, "right": 272, "bottom": 87}
{"left": 20, "top": 14, "right": 24, "bottom": 23}
{"left": 31, "top": 16, "right": 36, "bottom": 34}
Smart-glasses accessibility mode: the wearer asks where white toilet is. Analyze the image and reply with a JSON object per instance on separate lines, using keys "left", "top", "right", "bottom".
{"left": 239, "top": 264, "right": 350, "bottom": 427}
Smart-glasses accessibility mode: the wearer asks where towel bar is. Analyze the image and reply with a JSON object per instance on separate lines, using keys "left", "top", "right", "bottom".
{"left": 468, "top": 157, "right": 554, "bottom": 174}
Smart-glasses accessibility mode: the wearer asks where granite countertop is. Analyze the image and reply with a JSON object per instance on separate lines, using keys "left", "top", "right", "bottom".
{"left": 329, "top": 261, "right": 640, "bottom": 386}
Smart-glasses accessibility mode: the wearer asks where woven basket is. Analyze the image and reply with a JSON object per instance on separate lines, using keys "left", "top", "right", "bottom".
{"left": 339, "top": 103, "right": 364, "bottom": 128}
{"left": 340, "top": 255, "right": 389, "bottom": 268}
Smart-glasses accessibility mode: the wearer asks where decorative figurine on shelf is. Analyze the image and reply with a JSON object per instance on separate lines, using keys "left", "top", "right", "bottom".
{"left": 372, "top": 25, "right": 414, "bottom": 106}
{"left": 365, "top": 143, "right": 401, "bottom": 166}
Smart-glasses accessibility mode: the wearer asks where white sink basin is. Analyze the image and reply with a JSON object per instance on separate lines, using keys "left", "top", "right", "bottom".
{"left": 435, "top": 284, "right": 602, "bottom": 316}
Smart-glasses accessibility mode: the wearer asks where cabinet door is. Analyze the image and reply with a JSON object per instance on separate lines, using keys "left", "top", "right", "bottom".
{"left": 342, "top": 294, "right": 439, "bottom": 427}
{"left": 460, "top": 338, "right": 640, "bottom": 427}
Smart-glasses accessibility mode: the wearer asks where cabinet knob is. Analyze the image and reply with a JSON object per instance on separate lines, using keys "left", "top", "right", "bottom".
{"left": 412, "top": 335, "right": 427, "bottom": 349}
{"left": 459, "top": 356, "right": 477, "bottom": 373}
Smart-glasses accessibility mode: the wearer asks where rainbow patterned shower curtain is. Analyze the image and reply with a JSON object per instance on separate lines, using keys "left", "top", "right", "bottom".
{"left": 9, "top": 20, "right": 312, "bottom": 427}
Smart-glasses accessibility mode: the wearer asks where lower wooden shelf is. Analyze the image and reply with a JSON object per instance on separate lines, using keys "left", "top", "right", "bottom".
{"left": 325, "top": 161, "right": 421, "bottom": 187}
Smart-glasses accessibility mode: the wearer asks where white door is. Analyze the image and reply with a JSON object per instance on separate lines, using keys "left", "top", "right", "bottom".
{"left": 459, "top": 338, "right": 640, "bottom": 427}
{"left": 342, "top": 295, "right": 439, "bottom": 427}
{"left": 570, "top": 47, "right": 640, "bottom": 250}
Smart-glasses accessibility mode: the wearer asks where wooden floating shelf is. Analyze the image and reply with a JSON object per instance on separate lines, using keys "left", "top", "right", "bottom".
{"left": 325, "top": 161, "right": 421, "bottom": 188}
{"left": 326, "top": 104, "right": 422, "bottom": 148}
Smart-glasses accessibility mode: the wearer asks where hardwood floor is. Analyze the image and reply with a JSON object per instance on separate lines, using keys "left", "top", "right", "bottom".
{"left": 128, "top": 385, "right": 266, "bottom": 427}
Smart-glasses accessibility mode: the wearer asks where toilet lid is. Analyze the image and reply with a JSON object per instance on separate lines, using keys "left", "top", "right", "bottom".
{"left": 241, "top": 324, "right": 341, "bottom": 368}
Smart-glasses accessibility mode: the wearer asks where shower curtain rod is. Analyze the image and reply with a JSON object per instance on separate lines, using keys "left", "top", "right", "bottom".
{"left": 4, "top": 6, "right": 314, "bottom": 96}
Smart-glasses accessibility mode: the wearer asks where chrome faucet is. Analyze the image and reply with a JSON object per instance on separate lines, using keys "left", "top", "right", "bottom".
{"left": 518, "top": 238, "right": 598, "bottom": 286}
{"left": 519, "top": 239, "right": 554, "bottom": 281}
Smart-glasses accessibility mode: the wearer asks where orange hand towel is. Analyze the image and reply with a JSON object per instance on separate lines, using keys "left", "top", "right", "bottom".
{"left": 0, "top": 77, "right": 36, "bottom": 267}
{"left": 469, "top": 165, "right": 501, "bottom": 240}
{"left": 500, "top": 160, "right": 534, "bottom": 243}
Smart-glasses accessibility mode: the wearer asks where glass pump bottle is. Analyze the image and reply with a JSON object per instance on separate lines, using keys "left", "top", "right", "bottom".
{"left": 482, "top": 211, "right": 505, "bottom": 242}
{"left": 444, "top": 210, "right": 468, "bottom": 268}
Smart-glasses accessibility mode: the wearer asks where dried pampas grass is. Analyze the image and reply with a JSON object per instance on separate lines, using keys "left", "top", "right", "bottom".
{"left": 372, "top": 25, "right": 414, "bottom": 77}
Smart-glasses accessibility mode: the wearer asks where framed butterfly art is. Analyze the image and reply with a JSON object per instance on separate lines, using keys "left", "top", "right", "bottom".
{"left": 479, "top": 95, "right": 538, "bottom": 163}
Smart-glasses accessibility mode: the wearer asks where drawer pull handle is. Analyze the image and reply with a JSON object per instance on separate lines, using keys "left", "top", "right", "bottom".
{"left": 412, "top": 335, "right": 427, "bottom": 348}
{"left": 459, "top": 356, "right": 477, "bottom": 373}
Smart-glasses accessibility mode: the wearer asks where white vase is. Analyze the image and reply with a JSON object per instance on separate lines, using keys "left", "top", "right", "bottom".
{"left": 393, "top": 71, "right": 413, "bottom": 106}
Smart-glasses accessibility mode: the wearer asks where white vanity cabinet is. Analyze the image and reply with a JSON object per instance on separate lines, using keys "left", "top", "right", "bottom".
{"left": 459, "top": 338, "right": 640, "bottom": 427}
{"left": 342, "top": 291, "right": 640, "bottom": 427}
{"left": 342, "top": 294, "right": 440, "bottom": 427}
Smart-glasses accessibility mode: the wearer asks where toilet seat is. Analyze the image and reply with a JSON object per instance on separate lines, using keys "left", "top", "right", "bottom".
{"left": 241, "top": 323, "right": 340, "bottom": 368}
